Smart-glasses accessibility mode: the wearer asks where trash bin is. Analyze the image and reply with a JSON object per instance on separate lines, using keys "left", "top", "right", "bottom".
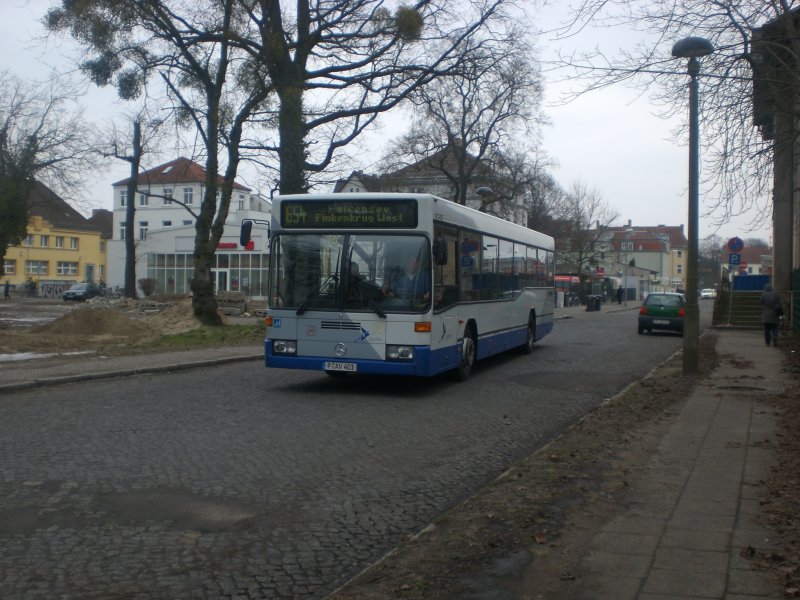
{"left": 585, "top": 295, "right": 601, "bottom": 312}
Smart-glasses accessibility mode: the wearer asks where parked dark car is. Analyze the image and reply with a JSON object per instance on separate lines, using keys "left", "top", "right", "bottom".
{"left": 63, "top": 282, "right": 100, "bottom": 302}
{"left": 638, "top": 292, "right": 685, "bottom": 336}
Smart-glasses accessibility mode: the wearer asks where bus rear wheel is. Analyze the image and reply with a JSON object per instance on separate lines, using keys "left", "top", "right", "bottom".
{"left": 455, "top": 328, "right": 476, "bottom": 381}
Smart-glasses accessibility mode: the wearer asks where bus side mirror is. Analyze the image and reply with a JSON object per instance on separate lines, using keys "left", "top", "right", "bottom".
{"left": 433, "top": 236, "right": 448, "bottom": 265}
{"left": 240, "top": 220, "right": 253, "bottom": 247}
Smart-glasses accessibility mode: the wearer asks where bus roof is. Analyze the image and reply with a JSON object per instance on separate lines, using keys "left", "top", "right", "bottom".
{"left": 273, "top": 193, "right": 554, "bottom": 250}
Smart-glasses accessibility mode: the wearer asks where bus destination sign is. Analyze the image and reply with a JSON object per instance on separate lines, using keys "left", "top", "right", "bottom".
{"left": 281, "top": 200, "right": 418, "bottom": 229}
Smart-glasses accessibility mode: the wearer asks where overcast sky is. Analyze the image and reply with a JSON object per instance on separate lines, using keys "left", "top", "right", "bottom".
{"left": 0, "top": 0, "right": 772, "bottom": 246}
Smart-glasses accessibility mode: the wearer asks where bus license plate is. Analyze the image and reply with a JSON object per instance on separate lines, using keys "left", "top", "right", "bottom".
{"left": 323, "top": 362, "right": 357, "bottom": 372}
{"left": 653, "top": 319, "right": 670, "bottom": 325}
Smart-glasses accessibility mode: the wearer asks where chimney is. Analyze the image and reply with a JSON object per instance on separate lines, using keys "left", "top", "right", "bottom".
{"left": 627, "top": 219, "right": 632, "bottom": 227}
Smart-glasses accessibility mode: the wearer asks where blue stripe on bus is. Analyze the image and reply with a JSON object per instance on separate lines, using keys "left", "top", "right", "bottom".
{"left": 265, "top": 319, "right": 552, "bottom": 377}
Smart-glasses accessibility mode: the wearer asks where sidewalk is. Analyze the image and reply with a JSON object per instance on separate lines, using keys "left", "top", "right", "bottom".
{"left": 531, "top": 327, "right": 790, "bottom": 599}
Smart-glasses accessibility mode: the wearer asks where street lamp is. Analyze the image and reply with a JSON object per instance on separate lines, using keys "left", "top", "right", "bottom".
{"left": 672, "top": 36, "right": 714, "bottom": 374}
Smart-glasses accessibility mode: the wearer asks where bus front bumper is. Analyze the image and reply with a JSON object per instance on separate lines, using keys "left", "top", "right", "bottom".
{"left": 265, "top": 340, "right": 436, "bottom": 376}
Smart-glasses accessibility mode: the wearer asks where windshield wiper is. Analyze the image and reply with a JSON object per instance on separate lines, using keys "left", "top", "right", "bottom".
{"left": 296, "top": 274, "right": 337, "bottom": 315}
{"left": 365, "top": 294, "right": 386, "bottom": 318}
{"left": 296, "top": 249, "right": 341, "bottom": 315}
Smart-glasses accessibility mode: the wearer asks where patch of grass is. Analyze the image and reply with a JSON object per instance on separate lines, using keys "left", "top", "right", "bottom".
{"left": 150, "top": 324, "right": 265, "bottom": 349}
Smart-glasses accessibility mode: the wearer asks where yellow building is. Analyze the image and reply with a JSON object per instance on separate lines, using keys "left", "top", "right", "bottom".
{"left": 2, "top": 182, "right": 109, "bottom": 298}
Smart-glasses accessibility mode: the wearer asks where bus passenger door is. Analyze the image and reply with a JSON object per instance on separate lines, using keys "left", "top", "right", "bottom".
{"left": 433, "top": 224, "right": 459, "bottom": 312}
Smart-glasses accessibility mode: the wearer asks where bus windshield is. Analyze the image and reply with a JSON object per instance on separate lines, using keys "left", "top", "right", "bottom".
{"left": 270, "top": 233, "right": 432, "bottom": 314}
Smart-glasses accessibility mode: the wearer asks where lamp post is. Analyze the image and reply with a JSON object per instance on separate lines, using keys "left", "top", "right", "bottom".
{"left": 672, "top": 36, "right": 714, "bottom": 374}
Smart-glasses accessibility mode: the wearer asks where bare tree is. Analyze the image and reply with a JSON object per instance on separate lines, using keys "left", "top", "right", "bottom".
{"left": 46, "top": 0, "right": 515, "bottom": 323}
{"left": 699, "top": 233, "right": 725, "bottom": 288}
{"left": 556, "top": 181, "right": 620, "bottom": 276}
{"left": 0, "top": 71, "right": 98, "bottom": 276}
{"left": 99, "top": 114, "right": 174, "bottom": 298}
{"left": 549, "top": 2, "right": 800, "bottom": 226}
{"left": 378, "top": 27, "right": 543, "bottom": 211}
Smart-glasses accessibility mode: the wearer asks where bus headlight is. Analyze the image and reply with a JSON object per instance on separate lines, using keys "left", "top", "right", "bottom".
{"left": 272, "top": 340, "right": 297, "bottom": 355}
{"left": 386, "top": 345, "right": 414, "bottom": 361}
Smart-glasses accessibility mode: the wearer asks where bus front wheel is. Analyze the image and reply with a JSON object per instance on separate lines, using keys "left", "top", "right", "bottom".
{"left": 522, "top": 316, "right": 536, "bottom": 354}
{"left": 455, "top": 328, "right": 476, "bottom": 381}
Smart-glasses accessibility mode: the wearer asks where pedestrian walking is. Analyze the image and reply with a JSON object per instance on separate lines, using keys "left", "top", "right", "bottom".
{"left": 759, "top": 283, "right": 783, "bottom": 347}
{"left": 616, "top": 286, "right": 624, "bottom": 304}
{"left": 3, "top": 280, "right": 9, "bottom": 300}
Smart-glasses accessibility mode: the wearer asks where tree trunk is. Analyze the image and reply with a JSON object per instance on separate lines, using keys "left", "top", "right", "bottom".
{"left": 190, "top": 161, "right": 224, "bottom": 326}
{"left": 124, "top": 120, "right": 141, "bottom": 299}
{"left": 191, "top": 250, "right": 221, "bottom": 325}
{"left": 278, "top": 85, "right": 307, "bottom": 194}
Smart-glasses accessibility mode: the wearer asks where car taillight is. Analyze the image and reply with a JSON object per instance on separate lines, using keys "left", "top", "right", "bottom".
{"left": 639, "top": 306, "right": 648, "bottom": 315}
{"left": 678, "top": 308, "right": 685, "bottom": 317}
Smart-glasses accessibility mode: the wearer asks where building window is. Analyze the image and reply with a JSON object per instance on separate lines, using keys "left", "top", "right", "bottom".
{"left": 99, "top": 265, "right": 105, "bottom": 278}
{"left": 26, "top": 260, "right": 49, "bottom": 275}
{"left": 120, "top": 222, "right": 126, "bottom": 240}
{"left": 70, "top": 237, "right": 78, "bottom": 249}
{"left": 677, "top": 251, "right": 682, "bottom": 258}
{"left": 40, "top": 235, "right": 49, "bottom": 247}
{"left": 183, "top": 187, "right": 193, "bottom": 205}
{"left": 139, "top": 221, "right": 148, "bottom": 240}
{"left": 56, "top": 236, "right": 64, "bottom": 248}
{"left": 23, "top": 235, "right": 33, "bottom": 247}
{"left": 163, "top": 188, "right": 173, "bottom": 205}
{"left": 100, "top": 241, "right": 106, "bottom": 252}
{"left": 238, "top": 195, "right": 245, "bottom": 210}
{"left": 162, "top": 220, "right": 172, "bottom": 227}
{"left": 139, "top": 193, "right": 149, "bottom": 207}
{"left": 621, "top": 241, "right": 633, "bottom": 251}
{"left": 120, "top": 189, "right": 128, "bottom": 206}
{"left": 677, "top": 265, "right": 682, "bottom": 274}
{"left": 183, "top": 220, "right": 192, "bottom": 226}
{"left": 57, "top": 261, "right": 79, "bottom": 276}
{"left": 3, "top": 260, "right": 16, "bottom": 275}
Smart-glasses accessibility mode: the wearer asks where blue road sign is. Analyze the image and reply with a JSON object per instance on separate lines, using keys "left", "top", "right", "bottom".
{"left": 728, "top": 253, "right": 741, "bottom": 266}
{"left": 727, "top": 237, "right": 744, "bottom": 253}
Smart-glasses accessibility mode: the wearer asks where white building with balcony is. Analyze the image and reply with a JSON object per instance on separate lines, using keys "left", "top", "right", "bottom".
{"left": 107, "top": 157, "right": 270, "bottom": 296}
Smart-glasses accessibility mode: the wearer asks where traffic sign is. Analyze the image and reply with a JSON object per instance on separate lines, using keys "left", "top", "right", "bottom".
{"left": 728, "top": 253, "right": 741, "bottom": 266}
{"left": 727, "top": 237, "right": 744, "bottom": 252}
{"left": 739, "top": 261, "right": 748, "bottom": 273}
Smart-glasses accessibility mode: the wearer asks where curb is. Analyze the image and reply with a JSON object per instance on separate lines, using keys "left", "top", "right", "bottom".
{"left": 0, "top": 353, "right": 263, "bottom": 393}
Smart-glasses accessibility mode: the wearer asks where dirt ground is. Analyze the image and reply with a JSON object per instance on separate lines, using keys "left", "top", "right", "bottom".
{"left": 329, "top": 332, "right": 800, "bottom": 600}
{"left": 1, "top": 298, "right": 221, "bottom": 355}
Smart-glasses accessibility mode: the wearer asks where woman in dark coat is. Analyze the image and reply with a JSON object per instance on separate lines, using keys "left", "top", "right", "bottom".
{"left": 759, "top": 283, "right": 783, "bottom": 347}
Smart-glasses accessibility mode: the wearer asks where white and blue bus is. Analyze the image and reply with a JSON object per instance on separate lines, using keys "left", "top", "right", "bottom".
{"left": 242, "top": 193, "right": 554, "bottom": 380}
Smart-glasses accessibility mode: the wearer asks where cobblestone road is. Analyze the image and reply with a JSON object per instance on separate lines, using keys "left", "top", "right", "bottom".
{"left": 0, "top": 309, "right": 682, "bottom": 599}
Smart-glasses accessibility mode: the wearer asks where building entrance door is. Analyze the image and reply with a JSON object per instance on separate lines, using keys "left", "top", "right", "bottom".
{"left": 213, "top": 269, "right": 230, "bottom": 292}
